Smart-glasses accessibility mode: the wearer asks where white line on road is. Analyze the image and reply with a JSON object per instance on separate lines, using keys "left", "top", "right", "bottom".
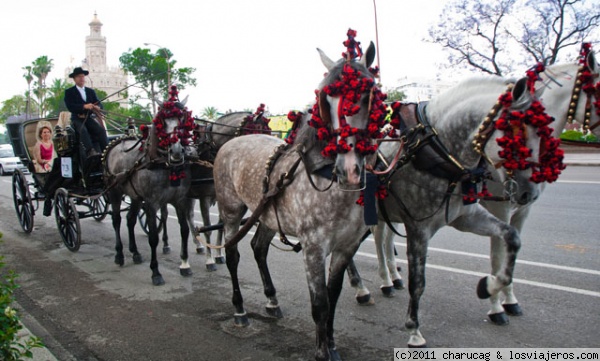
{"left": 354, "top": 251, "right": 600, "bottom": 298}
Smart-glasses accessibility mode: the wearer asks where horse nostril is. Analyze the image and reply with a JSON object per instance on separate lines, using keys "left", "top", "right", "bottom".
{"left": 518, "top": 192, "right": 531, "bottom": 205}
{"left": 353, "top": 164, "right": 360, "bottom": 175}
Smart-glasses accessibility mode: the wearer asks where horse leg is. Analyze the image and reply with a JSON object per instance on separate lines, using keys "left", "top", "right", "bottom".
{"left": 215, "top": 218, "right": 226, "bottom": 264}
{"left": 373, "top": 222, "right": 401, "bottom": 297}
{"left": 198, "top": 197, "right": 217, "bottom": 271}
{"left": 126, "top": 200, "right": 143, "bottom": 264}
{"left": 194, "top": 200, "right": 207, "bottom": 255}
{"left": 250, "top": 223, "right": 281, "bottom": 318}
{"left": 177, "top": 199, "right": 194, "bottom": 277}
{"left": 145, "top": 206, "right": 164, "bottom": 286}
{"left": 326, "top": 245, "right": 362, "bottom": 361}
{"left": 109, "top": 190, "right": 125, "bottom": 266}
{"left": 383, "top": 224, "right": 404, "bottom": 290}
{"left": 160, "top": 205, "right": 170, "bottom": 254}
{"left": 404, "top": 226, "right": 428, "bottom": 348}
{"left": 450, "top": 206, "right": 521, "bottom": 324}
{"left": 302, "top": 243, "right": 330, "bottom": 361}
{"left": 346, "top": 259, "right": 373, "bottom": 305}
{"left": 221, "top": 204, "right": 248, "bottom": 326}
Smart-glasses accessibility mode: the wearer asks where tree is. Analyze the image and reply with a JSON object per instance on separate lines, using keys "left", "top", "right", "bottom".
{"left": 201, "top": 106, "right": 219, "bottom": 120}
{"left": 0, "top": 96, "right": 35, "bottom": 122}
{"left": 385, "top": 88, "right": 406, "bottom": 103}
{"left": 31, "top": 56, "right": 54, "bottom": 117}
{"left": 44, "top": 78, "right": 69, "bottom": 117}
{"left": 510, "top": 0, "right": 600, "bottom": 65}
{"left": 119, "top": 47, "right": 197, "bottom": 114}
{"left": 22, "top": 66, "right": 33, "bottom": 117}
{"left": 428, "top": 0, "right": 600, "bottom": 76}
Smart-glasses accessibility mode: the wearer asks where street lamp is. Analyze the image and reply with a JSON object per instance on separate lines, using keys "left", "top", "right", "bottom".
{"left": 144, "top": 42, "right": 171, "bottom": 88}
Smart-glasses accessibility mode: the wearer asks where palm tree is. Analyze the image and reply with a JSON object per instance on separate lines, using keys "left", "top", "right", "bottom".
{"left": 45, "top": 78, "right": 69, "bottom": 116}
{"left": 201, "top": 106, "right": 219, "bottom": 120}
{"left": 22, "top": 66, "right": 33, "bottom": 118}
{"left": 31, "top": 56, "right": 54, "bottom": 117}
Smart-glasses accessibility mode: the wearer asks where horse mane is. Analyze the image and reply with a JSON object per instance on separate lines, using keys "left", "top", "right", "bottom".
{"left": 288, "top": 109, "right": 332, "bottom": 172}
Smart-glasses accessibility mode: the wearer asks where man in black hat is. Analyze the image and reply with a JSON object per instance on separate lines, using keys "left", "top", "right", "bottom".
{"left": 63, "top": 67, "right": 108, "bottom": 157}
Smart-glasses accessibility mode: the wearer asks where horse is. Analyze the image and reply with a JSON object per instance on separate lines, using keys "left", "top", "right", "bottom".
{"left": 103, "top": 87, "right": 197, "bottom": 286}
{"left": 155, "top": 107, "right": 273, "bottom": 271}
{"left": 355, "top": 69, "right": 555, "bottom": 347}
{"left": 351, "top": 45, "right": 600, "bottom": 326}
{"left": 213, "top": 31, "right": 388, "bottom": 361}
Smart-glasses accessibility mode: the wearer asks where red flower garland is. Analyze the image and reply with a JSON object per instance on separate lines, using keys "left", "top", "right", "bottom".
{"left": 495, "top": 65, "right": 566, "bottom": 183}
{"left": 241, "top": 103, "right": 272, "bottom": 135}
{"left": 308, "top": 30, "right": 388, "bottom": 159}
{"left": 140, "top": 85, "right": 196, "bottom": 185}
{"left": 578, "top": 43, "right": 600, "bottom": 121}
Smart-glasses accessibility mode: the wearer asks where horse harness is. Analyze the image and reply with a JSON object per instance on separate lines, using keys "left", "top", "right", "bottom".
{"left": 377, "top": 101, "right": 508, "bottom": 235}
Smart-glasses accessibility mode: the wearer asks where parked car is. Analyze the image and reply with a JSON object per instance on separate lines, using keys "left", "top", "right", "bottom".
{"left": 0, "top": 144, "right": 29, "bottom": 176}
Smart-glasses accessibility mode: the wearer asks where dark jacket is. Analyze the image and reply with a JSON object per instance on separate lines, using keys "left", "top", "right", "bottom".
{"left": 64, "top": 86, "right": 102, "bottom": 120}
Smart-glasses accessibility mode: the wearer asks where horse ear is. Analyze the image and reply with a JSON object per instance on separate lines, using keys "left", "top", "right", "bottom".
{"left": 511, "top": 77, "right": 536, "bottom": 110}
{"left": 587, "top": 51, "right": 598, "bottom": 72}
{"left": 180, "top": 95, "right": 188, "bottom": 107}
{"left": 317, "top": 48, "right": 335, "bottom": 71}
{"left": 360, "top": 41, "right": 376, "bottom": 68}
{"left": 154, "top": 98, "right": 164, "bottom": 109}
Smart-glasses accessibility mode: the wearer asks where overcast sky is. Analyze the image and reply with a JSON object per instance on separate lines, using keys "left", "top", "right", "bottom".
{"left": 0, "top": 0, "right": 452, "bottom": 115}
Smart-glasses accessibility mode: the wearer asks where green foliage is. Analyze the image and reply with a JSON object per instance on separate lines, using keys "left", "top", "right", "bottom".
{"left": 0, "top": 233, "right": 44, "bottom": 360}
{"left": 560, "top": 130, "right": 599, "bottom": 143}
{"left": 385, "top": 89, "right": 406, "bottom": 103}
{"left": 119, "top": 46, "right": 197, "bottom": 110}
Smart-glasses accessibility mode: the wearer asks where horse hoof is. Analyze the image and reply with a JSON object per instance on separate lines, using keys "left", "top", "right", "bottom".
{"left": 162, "top": 246, "right": 171, "bottom": 255}
{"left": 114, "top": 255, "right": 124, "bottom": 267}
{"left": 503, "top": 303, "right": 523, "bottom": 316}
{"left": 393, "top": 279, "right": 404, "bottom": 290}
{"left": 476, "top": 277, "right": 491, "bottom": 299}
{"left": 381, "top": 286, "right": 395, "bottom": 298}
{"left": 206, "top": 263, "right": 217, "bottom": 272}
{"left": 132, "top": 254, "right": 143, "bottom": 264}
{"left": 265, "top": 306, "right": 283, "bottom": 319}
{"left": 215, "top": 256, "right": 225, "bottom": 264}
{"left": 180, "top": 268, "right": 193, "bottom": 277}
{"left": 152, "top": 275, "right": 165, "bottom": 286}
{"left": 356, "top": 293, "right": 375, "bottom": 306}
{"left": 488, "top": 312, "right": 509, "bottom": 325}
{"left": 196, "top": 247, "right": 205, "bottom": 254}
{"left": 408, "top": 344, "right": 427, "bottom": 348}
{"left": 234, "top": 313, "right": 249, "bottom": 327}
{"left": 329, "top": 348, "right": 342, "bottom": 361}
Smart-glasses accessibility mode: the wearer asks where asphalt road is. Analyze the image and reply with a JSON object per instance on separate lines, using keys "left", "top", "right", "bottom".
{"left": 0, "top": 165, "right": 598, "bottom": 361}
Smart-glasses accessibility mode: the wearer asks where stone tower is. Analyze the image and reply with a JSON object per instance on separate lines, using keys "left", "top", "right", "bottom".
{"left": 68, "top": 12, "right": 128, "bottom": 107}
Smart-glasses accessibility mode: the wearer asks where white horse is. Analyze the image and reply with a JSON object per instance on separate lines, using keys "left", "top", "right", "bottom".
{"left": 353, "top": 45, "right": 600, "bottom": 328}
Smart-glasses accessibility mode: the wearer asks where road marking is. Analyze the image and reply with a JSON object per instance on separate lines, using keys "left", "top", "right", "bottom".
{"left": 557, "top": 180, "right": 600, "bottom": 184}
{"left": 355, "top": 251, "right": 600, "bottom": 298}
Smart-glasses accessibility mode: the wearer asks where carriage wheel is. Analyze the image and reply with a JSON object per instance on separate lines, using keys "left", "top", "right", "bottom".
{"left": 54, "top": 188, "right": 81, "bottom": 252}
{"left": 138, "top": 203, "right": 164, "bottom": 235}
{"left": 12, "top": 169, "right": 34, "bottom": 233}
{"left": 90, "top": 194, "right": 109, "bottom": 221}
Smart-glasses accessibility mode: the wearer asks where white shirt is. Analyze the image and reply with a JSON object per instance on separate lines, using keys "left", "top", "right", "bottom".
{"left": 76, "top": 85, "right": 87, "bottom": 102}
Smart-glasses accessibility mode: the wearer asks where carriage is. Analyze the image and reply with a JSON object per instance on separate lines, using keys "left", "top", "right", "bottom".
{"left": 6, "top": 113, "right": 114, "bottom": 252}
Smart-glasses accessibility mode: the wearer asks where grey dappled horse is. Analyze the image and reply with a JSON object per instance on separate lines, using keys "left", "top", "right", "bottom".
{"left": 214, "top": 36, "right": 387, "bottom": 361}
{"left": 103, "top": 94, "right": 196, "bottom": 286}
{"left": 352, "top": 47, "right": 600, "bottom": 334}
{"left": 359, "top": 74, "right": 548, "bottom": 347}
{"left": 187, "top": 109, "right": 272, "bottom": 270}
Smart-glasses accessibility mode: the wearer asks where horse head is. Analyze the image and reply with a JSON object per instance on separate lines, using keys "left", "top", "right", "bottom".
{"left": 311, "top": 30, "right": 387, "bottom": 187}
{"left": 150, "top": 87, "right": 195, "bottom": 167}
{"left": 536, "top": 43, "right": 600, "bottom": 139}
{"left": 480, "top": 76, "right": 559, "bottom": 205}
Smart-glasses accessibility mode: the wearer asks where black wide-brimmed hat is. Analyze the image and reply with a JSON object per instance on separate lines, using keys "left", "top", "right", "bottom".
{"left": 69, "top": 67, "right": 89, "bottom": 78}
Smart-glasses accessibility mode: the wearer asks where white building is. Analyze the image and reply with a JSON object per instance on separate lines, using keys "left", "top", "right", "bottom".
{"left": 66, "top": 13, "right": 128, "bottom": 107}
{"left": 394, "top": 76, "right": 455, "bottom": 102}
